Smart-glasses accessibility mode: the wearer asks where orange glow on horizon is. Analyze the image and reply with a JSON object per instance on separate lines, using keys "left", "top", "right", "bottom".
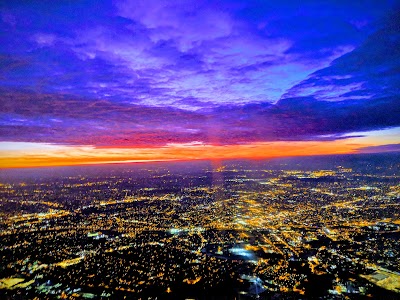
{"left": 0, "top": 138, "right": 377, "bottom": 169}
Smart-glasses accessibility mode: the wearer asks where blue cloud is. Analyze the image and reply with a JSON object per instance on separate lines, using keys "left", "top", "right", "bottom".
{"left": 1, "top": 0, "right": 396, "bottom": 109}
{"left": 285, "top": 10, "right": 400, "bottom": 100}
{"left": 358, "top": 143, "right": 400, "bottom": 153}
{"left": 1, "top": 88, "right": 399, "bottom": 146}
{"left": 0, "top": 0, "right": 399, "bottom": 148}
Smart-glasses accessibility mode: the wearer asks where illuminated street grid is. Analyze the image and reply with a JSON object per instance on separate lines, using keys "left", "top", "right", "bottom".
{"left": 0, "top": 154, "right": 399, "bottom": 299}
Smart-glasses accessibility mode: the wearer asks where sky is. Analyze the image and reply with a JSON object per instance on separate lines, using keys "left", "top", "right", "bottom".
{"left": 0, "top": 0, "right": 400, "bottom": 168}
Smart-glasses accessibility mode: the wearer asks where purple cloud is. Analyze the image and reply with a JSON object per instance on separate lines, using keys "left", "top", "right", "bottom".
{"left": 0, "top": 0, "right": 399, "bottom": 149}
{"left": 357, "top": 143, "right": 400, "bottom": 154}
{"left": 285, "top": 10, "right": 400, "bottom": 101}
{"left": 1, "top": 88, "right": 399, "bottom": 147}
{"left": 1, "top": 0, "right": 395, "bottom": 110}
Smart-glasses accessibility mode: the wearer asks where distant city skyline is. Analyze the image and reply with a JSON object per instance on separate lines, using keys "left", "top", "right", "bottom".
{"left": 1, "top": 0, "right": 399, "bottom": 168}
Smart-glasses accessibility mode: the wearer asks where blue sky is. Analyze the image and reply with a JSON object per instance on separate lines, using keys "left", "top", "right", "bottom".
{"left": 0, "top": 0, "right": 399, "bottom": 167}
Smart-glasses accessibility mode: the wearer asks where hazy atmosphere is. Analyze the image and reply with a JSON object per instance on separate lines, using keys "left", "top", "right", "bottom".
{"left": 1, "top": 0, "right": 399, "bottom": 167}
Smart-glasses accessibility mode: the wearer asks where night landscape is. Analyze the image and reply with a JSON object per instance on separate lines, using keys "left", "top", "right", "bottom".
{"left": 1, "top": 1, "right": 400, "bottom": 299}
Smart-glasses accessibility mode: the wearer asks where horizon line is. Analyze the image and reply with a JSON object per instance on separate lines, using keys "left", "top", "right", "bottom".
{"left": 2, "top": 150, "right": 399, "bottom": 171}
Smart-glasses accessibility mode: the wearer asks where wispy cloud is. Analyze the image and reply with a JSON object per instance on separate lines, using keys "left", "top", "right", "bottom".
{"left": 0, "top": 0, "right": 399, "bottom": 164}
{"left": 1, "top": 89, "right": 399, "bottom": 147}
{"left": 285, "top": 10, "right": 400, "bottom": 101}
{"left": 1, "top": 0, "right": 395, "bottom": 109}
{"left": 357, "top": 143, "right": 400, "bottom": 153}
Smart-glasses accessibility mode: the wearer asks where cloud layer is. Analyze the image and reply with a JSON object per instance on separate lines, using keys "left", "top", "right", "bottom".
{"left": 0, "top": 0, "right": 399, "bottom": 152}
{"left": 1, "top": 89, "right": 399, "bottom": 147}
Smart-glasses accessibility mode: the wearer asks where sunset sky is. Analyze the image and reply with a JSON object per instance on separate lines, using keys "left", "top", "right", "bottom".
{"left": 1, "top": 0, "right": 399, "bottom": 168}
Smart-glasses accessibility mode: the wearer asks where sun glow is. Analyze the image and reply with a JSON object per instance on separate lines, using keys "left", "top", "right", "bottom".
{"left": 0, "top": 137, "right": 376, "bottom": 168}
